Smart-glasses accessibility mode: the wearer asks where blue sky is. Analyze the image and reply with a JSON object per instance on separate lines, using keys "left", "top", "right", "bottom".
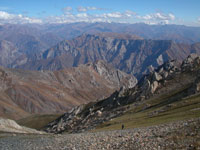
{"left": 0, "top": 0, "right": 200, "bottom": 26}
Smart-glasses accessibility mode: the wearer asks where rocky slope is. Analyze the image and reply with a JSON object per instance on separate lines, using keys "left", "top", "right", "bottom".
{"left": 20, "top": 33, "right": 200, "bottom": 78}
{"left": 0, "top": 118, "right": 44, "bottom": 134}
{"left": 0, "top": 61, "right": 136, "bottom": 120}
{"left": 44, "top": 54, "right": 200, "bottom": 133}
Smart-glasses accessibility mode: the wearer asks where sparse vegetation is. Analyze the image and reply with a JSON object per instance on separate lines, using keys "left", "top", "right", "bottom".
{"left": 17, "top": 114, "right": 62, "bottom": 130}
{"left": 95, "top": 91, "right": 200, "bottom": 132}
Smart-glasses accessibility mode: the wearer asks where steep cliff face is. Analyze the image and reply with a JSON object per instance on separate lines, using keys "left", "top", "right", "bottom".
{"left": 0, "top": 61, "right": 136, "bottom": 120}
{"left": 44, "top": 54, "right": 200, "bottom": 133}
{"left": 0, "top": 40, "right": 22, "bottom": 67}
{"left": 19, "top": 34, "right": 200, "bottom": 78}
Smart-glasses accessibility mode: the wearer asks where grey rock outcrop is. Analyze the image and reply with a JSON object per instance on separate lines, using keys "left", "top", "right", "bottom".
{"left": 187, "top": 76, "right": 200, "bottom": 95}
{"left": 181, "top": 53, "right": 200, "bottom": 71}
{"left": 91, "top": 60, "right": 137, "bottom": 89}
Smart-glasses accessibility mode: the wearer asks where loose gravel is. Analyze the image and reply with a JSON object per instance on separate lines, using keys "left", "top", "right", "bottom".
{"left": 0, "top": 118, "right": 200, "bottom": 150}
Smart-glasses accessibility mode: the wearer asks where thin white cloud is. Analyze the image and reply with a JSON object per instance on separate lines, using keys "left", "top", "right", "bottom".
{"left": 138, "top": 12, "right": 175, "bottom": 21}
{"left": 124, "top": 10, "right": 136, "bottom": 17}
{"left": 0, "top": 10, "right": 179, "bottom": 25}
{"left": 98, "top": 11, "right": 135, "bottom": 20}
{"left": 63, "top": 6, "right": 73, "bottom": 12}
{"left": 77, "top": 6, "right": 88, "bottom": 12}
{"left": 0, "top": 11, "right": 12, "bottom": 19}
{"left": 46, "top": 12, "right": 113, "bottom": 24}
{"left": 77, "top": 6, "right": 107, "bottom": 12}
{"left": 137, "top": 12, "right": 175, "bottom": 25}
{"left": 168, "top": 13, "right": 175, "bottom": 20}
{"left": 142, "top": 14, "right": 152, "bottom": 20}
{"left": 87, "top": 7, "right": 98, "bottom": 10}
{"left": 155, "top": 13, "right": 175, "bottom": 20}
{"left": 46, "top": 10, "right": 136, "bottom": 24}
{"left": 62, "top": 7, "right": 73, "bottom": 15}
{"left": 0, "top": 11, "right": 42, "bottom": 24}
{"left": 105, "top": 12, "right": 123, "bottom": 18}
{"left": 76, "top": 13, "right": 89, "bottom": 18}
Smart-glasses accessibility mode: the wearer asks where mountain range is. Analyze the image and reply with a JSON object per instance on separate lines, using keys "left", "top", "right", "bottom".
{"left": 16, "top": 33, "right": 200, "bottom": 78}
{"left": 41, "top": 23, "right": 200, "bottom": 44}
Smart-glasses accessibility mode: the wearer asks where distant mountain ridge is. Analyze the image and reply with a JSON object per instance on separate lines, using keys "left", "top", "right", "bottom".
{"left": 17, "top": 33, "right": 200, "bottom": 78}
{"left": 43, "top": 23, "right": 200, "bottom": 44}
{"left": 0, "top": 23, "right": 200, "bottom": 71}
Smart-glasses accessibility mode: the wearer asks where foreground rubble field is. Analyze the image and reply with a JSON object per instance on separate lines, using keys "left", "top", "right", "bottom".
{"left": 0, "top": 118, "right": 200, "bottom": 150}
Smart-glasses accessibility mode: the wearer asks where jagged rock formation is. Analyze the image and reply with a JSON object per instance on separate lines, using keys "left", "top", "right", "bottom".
{"left": 44, "top": 54, "right": 200, "bottom": 133}
{"left": 0, "top": 118, "right": 44, "bottom": 134}
{"left": 19, "top": 34, "right": 200, "bottom": 78}
{"left": 0, "top": 61, "right": 136, "bottom": 119}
